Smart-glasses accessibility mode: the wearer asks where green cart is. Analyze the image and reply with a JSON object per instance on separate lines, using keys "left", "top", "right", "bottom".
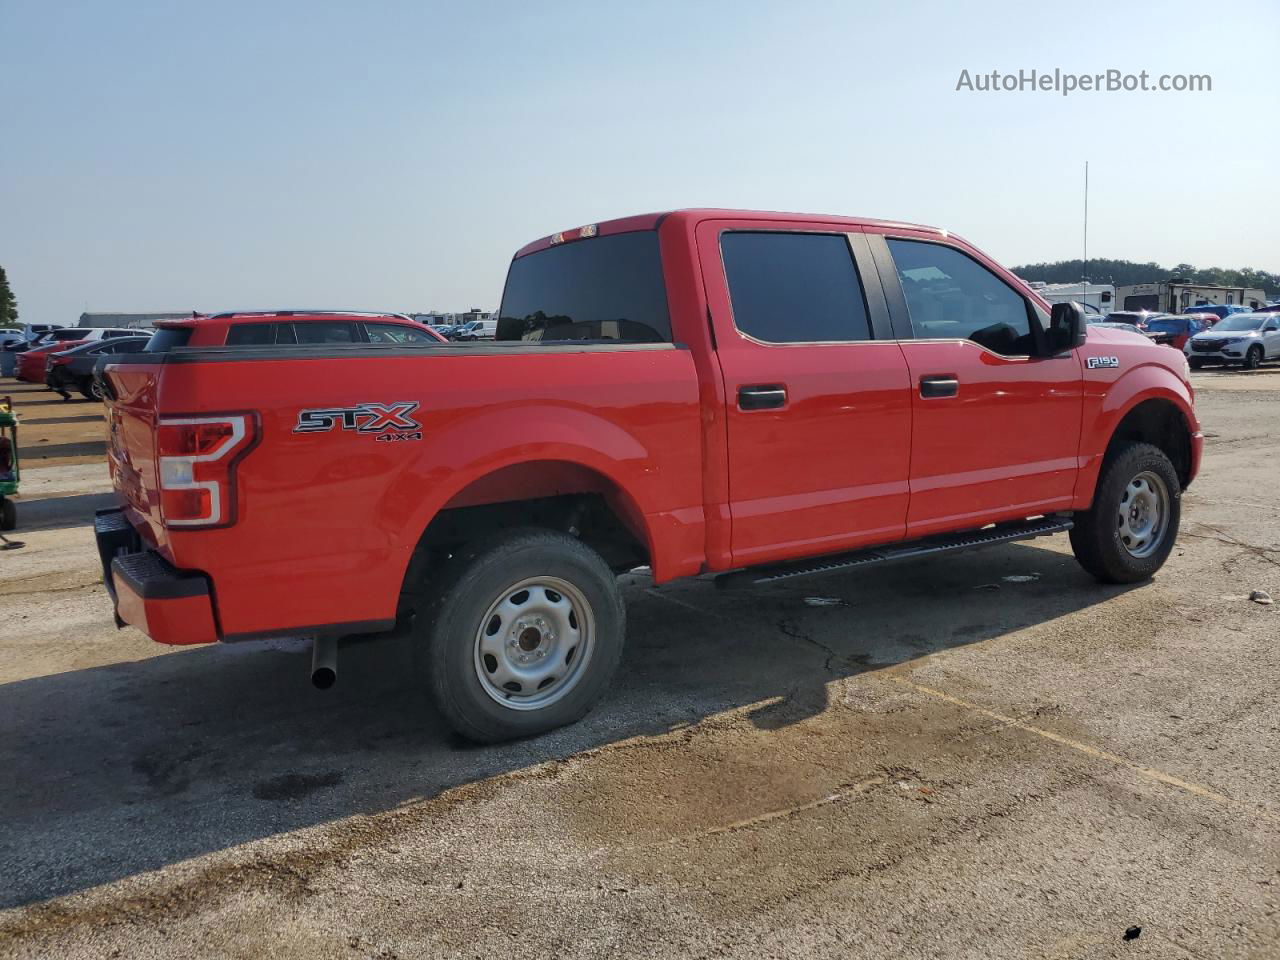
{"left": 0, "top": 396, "right": 18, "bottom": 530}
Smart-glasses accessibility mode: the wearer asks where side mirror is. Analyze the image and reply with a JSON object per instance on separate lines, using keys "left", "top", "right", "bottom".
{"left": 1048, "top": 301, "right": 1087, "bottom": 352}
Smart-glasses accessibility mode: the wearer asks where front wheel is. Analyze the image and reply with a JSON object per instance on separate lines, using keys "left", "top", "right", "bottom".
{"left": 413, "top": 528, "right": 626, "bottom": 743}
{"left": 1243, "top": 345, "right": 1263, "bottom": 370}
{"left": 1188, "top": 358, "right": 1205, "bottom": 370}
{"left": 1070, "top": 442, "right": 1181, "bottom": 583}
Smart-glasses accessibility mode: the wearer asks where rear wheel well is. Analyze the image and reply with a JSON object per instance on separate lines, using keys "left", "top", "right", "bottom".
{"left": 1105, "top": 399, "right": 1193, "bottom": 488}
{"left": 398, "top": 469, "right": 651, "bottom": 623}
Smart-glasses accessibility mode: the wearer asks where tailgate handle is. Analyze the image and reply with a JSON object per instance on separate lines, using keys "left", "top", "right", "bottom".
{"left": 919, "top": 376, "right": 958, "bottom": 399}
{"left": 738, "top": 385, "right": 787, "bottom": 411}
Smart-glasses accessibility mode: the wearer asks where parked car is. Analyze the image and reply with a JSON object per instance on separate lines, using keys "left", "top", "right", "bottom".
{"left": 47, "top": 337, "right": 151, "bottom": 399}
{"left": 95, "top": 209, "right": 1200, "bottom": 743}
{"left": 140, "top": 311, "right": 448, "bottom": 349}
{"left": 452, "top": 319, "right": 498, "bottom": 341}
{"left": 429, "top": 324, "right": 459, "bottom": 338}
{"left": 1184, "top": 304, "right": 1252, "bottom": 322}
{"left": 1143, "top": 314, "right": 1211, "bottom": 350}
{"left": 16, "top": 338, "right": 89, "bottom": 382}
{"left": 1185, "top": 312, "right": 1280, "bottom": 369}
{"left": 1087, "top": 317, "right": 1145, "bottom": 337}
{"left": 1181, "top": 311, "right": 1220, "bottom": 329}
{"left": 1103, "top": 310, "right": 1156, "bottom": 330}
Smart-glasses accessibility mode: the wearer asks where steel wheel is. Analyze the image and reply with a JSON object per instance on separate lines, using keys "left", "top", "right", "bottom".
{"left": 472, "top": 576, "right": 595, "bottom": 711}
{"left": 1116, "top": 470, "right": 1170, "bottom": 558}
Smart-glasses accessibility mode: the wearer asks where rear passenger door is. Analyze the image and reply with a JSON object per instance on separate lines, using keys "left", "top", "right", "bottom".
{"left": 868, "top": 232, "right": 1083, "bottom": 536}
{"left": 696, "top": 219, "right": 913, "bottom": 567}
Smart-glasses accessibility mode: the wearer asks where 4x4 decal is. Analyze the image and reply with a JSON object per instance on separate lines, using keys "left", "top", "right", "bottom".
{"left": 294, "top": 401, "right": 421, "bottom": 437}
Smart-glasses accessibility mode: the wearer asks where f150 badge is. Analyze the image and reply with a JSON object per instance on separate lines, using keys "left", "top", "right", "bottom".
{"left": 294, "top": 401, "right": 422, "bottom": 441}
{"left": 1087, "top": 356, "right": 1120, "bottom": 369}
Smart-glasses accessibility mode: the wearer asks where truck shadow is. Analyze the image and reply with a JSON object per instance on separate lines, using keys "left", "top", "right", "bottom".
{"left": 0, "top": 541, "right": 1137, "bottom": 908}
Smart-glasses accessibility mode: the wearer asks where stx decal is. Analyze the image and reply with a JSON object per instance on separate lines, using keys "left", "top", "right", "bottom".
{"left": 294, "top": 401, "right": 421, "bottom": 435}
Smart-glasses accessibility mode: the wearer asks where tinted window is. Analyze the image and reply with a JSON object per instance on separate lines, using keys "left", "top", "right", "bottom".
{"left": 887, "top": 239, "right": 1034, "bottom": 355}
{"left": 499, "top": 231, "right": 671, "bottom": 343}
{"left": 145, "top": 327, "right": 193, "bottom": 352}
{"left": 225, "top": 323, "right": 277, "bottom": 346}
{"left": 295, "top": 322, "right": 358, "bottom": 344}
{"left": 365, "top": 323, "right": 437, "bottom": 344}
{"left": 721, "top": 232, "right": 871, "bottom": 343}
{"left": 113, "top": 339, "right": 150, "bottom": 353}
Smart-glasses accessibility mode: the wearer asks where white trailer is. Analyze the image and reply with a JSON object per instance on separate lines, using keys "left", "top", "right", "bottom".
{"left": 1027, "top": 282, "right": 1116, "bottom": 315}
{"left": 1115, "top": 282, "right": 1267, "bottom": 314}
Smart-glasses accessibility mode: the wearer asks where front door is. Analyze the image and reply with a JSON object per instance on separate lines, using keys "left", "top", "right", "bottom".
{"left": 696, "top": 219, "right": 914, "bottom": 568}
{"left": 868, "top": 232, "right": 1084, "bottom": 537}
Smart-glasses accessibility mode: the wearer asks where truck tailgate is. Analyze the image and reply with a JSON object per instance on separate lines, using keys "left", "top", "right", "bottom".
{"left": 103, "top": 364, "right": 166, "bottom": 552}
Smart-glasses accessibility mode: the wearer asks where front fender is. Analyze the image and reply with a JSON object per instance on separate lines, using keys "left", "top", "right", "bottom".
{"left": 1072, "top": 361, "right": 1201, "bottom": 509}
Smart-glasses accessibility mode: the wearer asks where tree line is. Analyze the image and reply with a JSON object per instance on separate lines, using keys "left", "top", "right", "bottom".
{"left": 0, "top": 266, "right": 17, "bottom": 328}
{"left": 1011, "top": 258, "right": 1280, "bottom": 299}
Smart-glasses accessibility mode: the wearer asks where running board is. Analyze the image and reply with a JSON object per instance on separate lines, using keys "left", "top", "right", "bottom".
{"left": 715, "top": 517, "right": 1073, "bottom": 589}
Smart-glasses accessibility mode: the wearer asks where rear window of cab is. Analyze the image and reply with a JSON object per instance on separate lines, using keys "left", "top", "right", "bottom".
{"left": 498, "top": 231, "right": 672, "bottom": 343}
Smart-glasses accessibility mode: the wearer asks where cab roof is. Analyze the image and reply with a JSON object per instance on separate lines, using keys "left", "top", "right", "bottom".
{"left": 513, "top": 208, "right": 948, "bottom": 258}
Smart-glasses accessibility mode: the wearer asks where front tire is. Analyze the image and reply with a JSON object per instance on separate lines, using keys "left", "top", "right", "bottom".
{"left": 413, "top": 528, "right": 626, "bottom": 743}
{"left": 1070, "top": 442, "right": 1181, "bottom": 583}
{"left": 1243, "top": 345, "right": 1263, "bottom": 370}
{"left": 1188, "top": 358, "right": 1205, "bottom": 370}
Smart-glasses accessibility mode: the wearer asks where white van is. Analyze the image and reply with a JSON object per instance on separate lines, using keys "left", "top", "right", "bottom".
{"left": 455, "top": 319, "right": 497, "bottom": 341}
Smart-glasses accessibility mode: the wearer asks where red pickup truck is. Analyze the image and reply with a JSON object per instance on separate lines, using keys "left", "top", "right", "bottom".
{"left": 95, "top": 210, "right": 1202, "bottom": 742}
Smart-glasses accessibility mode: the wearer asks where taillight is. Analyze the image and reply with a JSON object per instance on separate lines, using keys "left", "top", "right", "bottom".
{"left": 156, "top": 415, "right": 257, "bottom": 528}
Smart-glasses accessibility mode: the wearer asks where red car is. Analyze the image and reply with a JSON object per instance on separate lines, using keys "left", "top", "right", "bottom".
{"left": 146, "top": 310, "right": 449, "bottom": 348}
{"left": 16, "top": 339, "right": 88, "bottom": 382}
{"left": 96, "top": 211, "right": 1201, "bottom": 742}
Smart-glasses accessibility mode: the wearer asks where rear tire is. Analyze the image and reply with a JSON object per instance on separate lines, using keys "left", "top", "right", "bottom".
{"left": 1243, "top": 345, "right": 1263, "bottom": 370}
{"left": 1070, "top": 442, "right": 1181, "bottom": 584}
{"left": 412, "top": 528, "right": 626, "bottom": 743}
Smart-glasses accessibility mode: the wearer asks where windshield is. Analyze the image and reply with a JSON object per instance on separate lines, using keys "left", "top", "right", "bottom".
{"left": 499, "top": 230, "right": 671, "bottom": 343}
{"left": 1214, "top": 314, "right": 1263, "bottom": 332}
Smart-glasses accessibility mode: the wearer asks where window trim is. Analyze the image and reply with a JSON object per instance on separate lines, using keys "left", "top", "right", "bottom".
{"left": 716, "top": 228, "right": 886, "bottom": 348}
{"left": 875, "top": 233, "right": 1049, "bottom": 358}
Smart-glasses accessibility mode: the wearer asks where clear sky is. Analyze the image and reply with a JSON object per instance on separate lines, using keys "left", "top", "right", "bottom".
{"left": 2, "top": 0, "right": 1277, "bottom": 323}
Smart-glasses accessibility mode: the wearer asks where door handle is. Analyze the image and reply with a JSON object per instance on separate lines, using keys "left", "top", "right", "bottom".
{"left": 738, "top": 384, "right": 787, "bottom": 410}
{"left": 919, "top": 376, "right": 959, "bottom": 399}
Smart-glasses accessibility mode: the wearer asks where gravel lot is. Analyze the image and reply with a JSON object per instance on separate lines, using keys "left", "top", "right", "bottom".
{"left": 0, "top": 372, "right": 1277, "bottom": 959}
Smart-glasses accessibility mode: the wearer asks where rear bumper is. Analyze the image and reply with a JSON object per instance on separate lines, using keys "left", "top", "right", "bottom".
{"left": 95, "top": 508, "right": 219, "bottom": 645}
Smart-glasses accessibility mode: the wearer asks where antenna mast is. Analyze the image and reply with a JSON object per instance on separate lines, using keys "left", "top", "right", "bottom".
{"left": 1083, "top": 161, "right": 1089, "bottom": 312}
